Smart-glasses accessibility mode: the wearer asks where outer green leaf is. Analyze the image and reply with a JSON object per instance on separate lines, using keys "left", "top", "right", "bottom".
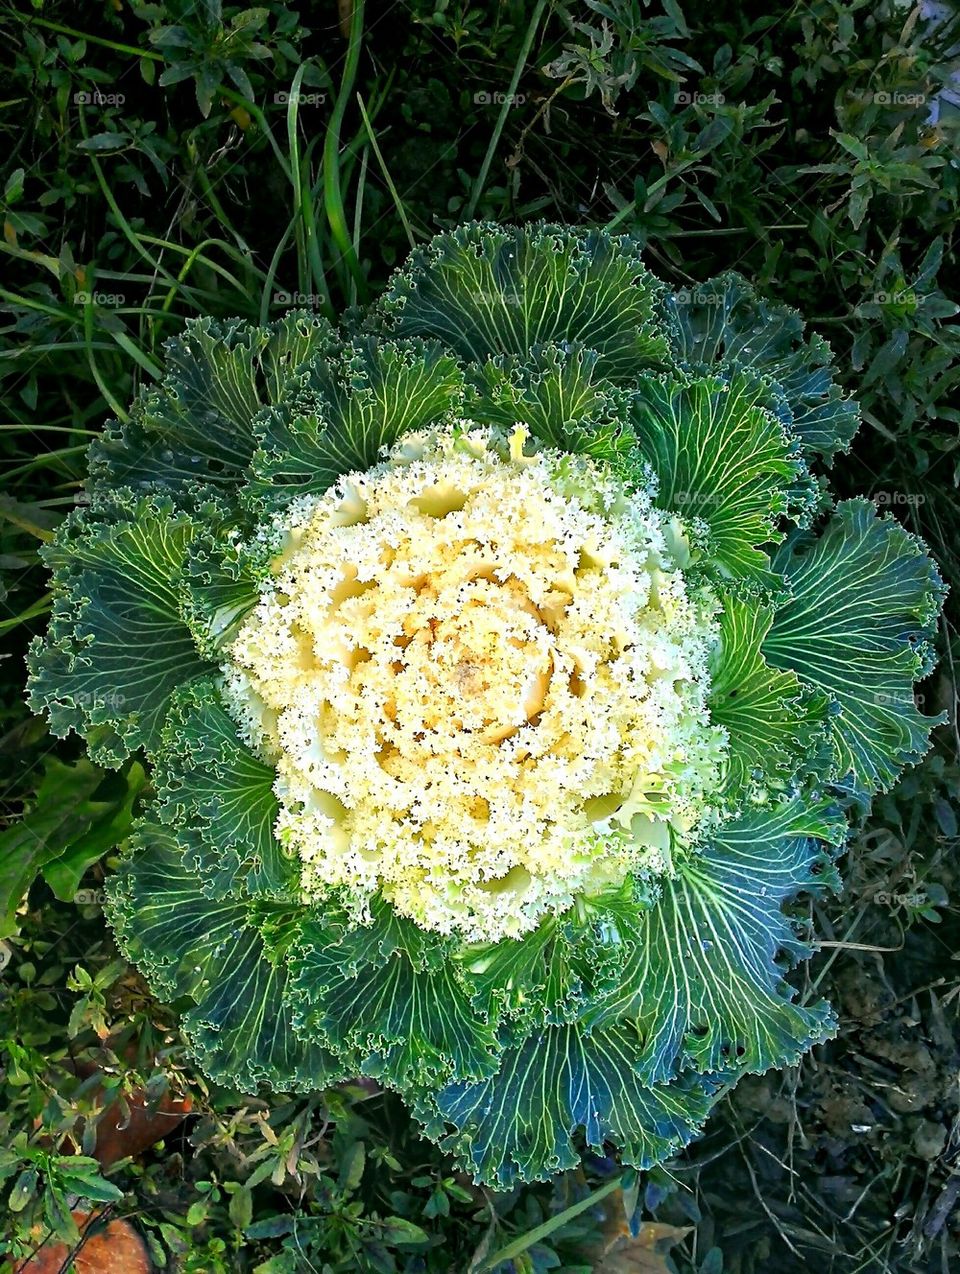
{"left": 108, "top": 821, "right": 259, "bottom": 1000}
{"left": 583, "top": 800, "right": 846, "bottom": 1083}
{"left": 465, "top": 343, "right": 635, "bottom": 467}
{"left": 106, "top": 822, "right": 343, "bottom": 1091}
{"left": 375, "top": 222, "right": 670, "bottom": 377}
{"left": 259, "top": 310, "right": 340, "bottom": 403}
{"left": 153, "top": 678, "right": 293, "bottom": 899}
{"left": 665, "top": 272, "right": 860, "bottom": 463}
{"left": 423, "top": 1022, "right": 714, "bottom": 1189}
{"left": 26, "top": 492, "right": 213, "bottom": 765}
{"left": 183, "top": 923, "right": 342, "bottom": 1092}
{"left": 89, "top": 312, "right": 337, "bottom": 493}
{"left": 246, "top": 337, "right": 464, "bottom": 509}
{"left": 708, "top": 596, "right": 828, "bottom": 800}
{"left": 763, "top": 499, "right": 947, "bottom": 795}
{"left": 290, "top": 898, "right": 498, "bottom": 1088}
{"left": 630, "top": 370, "right": 802, "bottom": 588}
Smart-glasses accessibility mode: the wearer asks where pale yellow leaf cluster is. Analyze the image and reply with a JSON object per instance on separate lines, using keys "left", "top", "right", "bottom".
{"left": 224, "top": 427, "right": 727, "bottom": 940}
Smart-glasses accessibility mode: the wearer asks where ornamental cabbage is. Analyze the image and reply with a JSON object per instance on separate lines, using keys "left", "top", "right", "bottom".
{"left": 28, "top": 224, "right": 946, "bottom": 1188}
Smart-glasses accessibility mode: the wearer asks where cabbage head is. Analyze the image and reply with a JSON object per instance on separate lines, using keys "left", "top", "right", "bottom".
{"left": 28, "top": 224, "right": 946, "bottom": 1187}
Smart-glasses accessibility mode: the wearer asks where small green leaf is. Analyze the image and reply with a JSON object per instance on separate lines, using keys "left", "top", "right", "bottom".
{"left": 378, "top": 1216, "right": 430, "bottom": 1246}
{"left": 229, "top": 1185, "right": 254, "bottom": 1230}
{"left": 77, "top": 132, "right": 129, "bottom": 151}
{"left": 245, "top": 1215, "right": 296, "bottom": 1239}
{"left": 337, "top": 1141, "right": 365, "bottom": 1194}
{"left": 56, "top": 1157, "right": 124, "bottom": 1203}
{"left": 186, "top": 1199, "right": 208, "bottom": 1227}
{"left": 9, "top": 1167, "right": 37, "bottom": 1211}
{"left": 3, "top": 166, "right": 25, "bottom": 201}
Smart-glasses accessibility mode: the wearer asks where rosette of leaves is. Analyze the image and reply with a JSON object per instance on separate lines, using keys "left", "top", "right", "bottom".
{"left": 27, "top": 225, "right": 946, "bottom": 1188}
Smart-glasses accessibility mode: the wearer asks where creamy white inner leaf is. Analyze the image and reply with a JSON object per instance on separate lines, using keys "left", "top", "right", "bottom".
{"left": 223, "top": 426, "right": 727, "bottom": 941}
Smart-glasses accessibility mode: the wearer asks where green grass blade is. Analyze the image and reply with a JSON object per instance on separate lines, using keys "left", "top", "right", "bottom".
{"left": 464, "top": 0, "right": 547, "bottom": 220}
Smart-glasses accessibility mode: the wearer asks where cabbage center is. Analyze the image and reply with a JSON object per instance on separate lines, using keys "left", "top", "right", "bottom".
{"left": 223, "top": 427, "right": 727, "bottom": 941}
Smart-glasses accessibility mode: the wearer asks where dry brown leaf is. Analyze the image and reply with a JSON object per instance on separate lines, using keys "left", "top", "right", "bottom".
{"left": 597, "top": 1213, "right": 693, "bottom": 1273}
{"left": 584, "top": 1184, "right": 693, "bottom": 1272}
{"left": 15, "top": 1210, "right": 151, "bottom": 1274}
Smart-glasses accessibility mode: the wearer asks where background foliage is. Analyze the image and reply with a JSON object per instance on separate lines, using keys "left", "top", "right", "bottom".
{"left": 0, "top": 1, "right": 957, "bottom": 1270}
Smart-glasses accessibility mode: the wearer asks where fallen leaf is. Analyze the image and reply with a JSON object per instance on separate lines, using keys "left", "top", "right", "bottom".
{"left": 592, "top": 1190, "right": 692, "bottom": 1274}
{"left": 597, "top": 1222, "right": 693, "bottom": 1272}
{"left": 15, "top": 1210, "right": 151, "bottom": 1274}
